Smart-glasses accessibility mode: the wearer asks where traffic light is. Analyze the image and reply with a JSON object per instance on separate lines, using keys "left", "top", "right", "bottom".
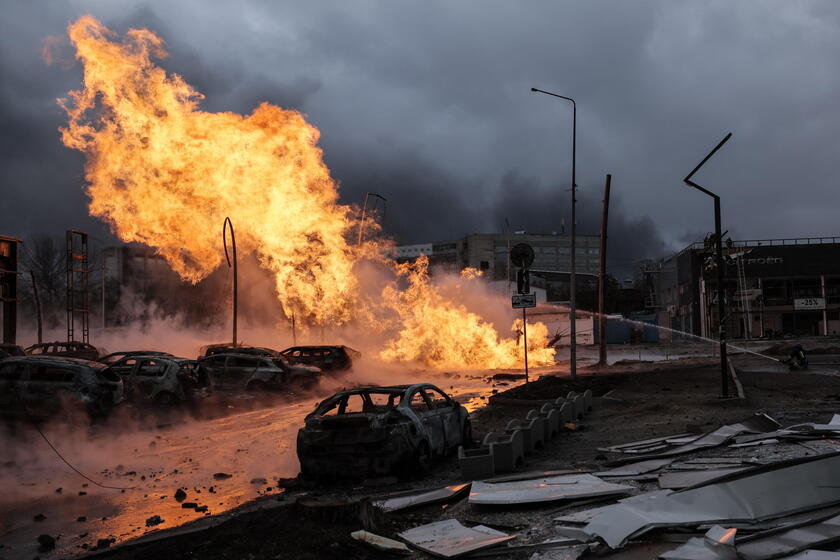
{"left": 516, "top": 269, "right": 530, "bottom": 294}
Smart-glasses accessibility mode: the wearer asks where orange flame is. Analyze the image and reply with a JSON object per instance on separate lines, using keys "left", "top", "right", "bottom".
{"left": 59, "top": 16, "right": 556, "bottom": 370}
{"left": 380, "top": 256, "right": 556, "bottom": 369}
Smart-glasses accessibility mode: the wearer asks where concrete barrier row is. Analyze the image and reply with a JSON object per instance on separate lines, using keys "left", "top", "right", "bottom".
{"left": 457, "top": 389, "right": 593, "bottom": 479}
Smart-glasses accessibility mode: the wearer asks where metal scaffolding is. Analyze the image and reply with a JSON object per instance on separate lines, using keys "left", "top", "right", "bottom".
{"left": 66, "top": 230, "right": 90, "bottom": 343}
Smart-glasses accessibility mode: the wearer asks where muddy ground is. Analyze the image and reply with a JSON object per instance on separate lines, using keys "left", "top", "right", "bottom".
{"left": 67, "top": 356, "right": 840, "bottom": 560}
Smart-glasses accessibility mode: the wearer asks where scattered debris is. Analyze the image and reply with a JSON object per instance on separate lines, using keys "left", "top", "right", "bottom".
{"left": 33, "top": 513, "right": 46, "bottom": 522}
{"left": 398, "top": 519, "right": 516, "bottom": 558}
{"left": 582, "top": 452, "right": 840, "bottom": 548}
{"left": 181, "top": 502, "right": 198, "bottom": 509}
{"left": 37, "top": 534, "right": 56, "bottom": 552}
{"left": 350, "top": 530, "right": 411, "bottom": 555}
{"left": 174, "top": 488, "right": 187, "bottom": 501}
{"left": 374, "top": 483, "right": 471, "bottom": 513}
{"left": 145, "top": 515, "right": 165, "bottom": 527}
{"left": 469, "top": 473, "right": 633, "bottom": 506}
{"left": 213, "top": 472, "right": 233, "bottom": 480}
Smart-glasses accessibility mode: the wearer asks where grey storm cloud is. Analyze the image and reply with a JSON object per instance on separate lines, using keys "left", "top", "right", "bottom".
{"left": 3, "top": 0, "right": 840, "bottom": 271}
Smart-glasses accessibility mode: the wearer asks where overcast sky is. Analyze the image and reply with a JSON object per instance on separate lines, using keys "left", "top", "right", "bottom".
{"left": 3, "top": 0, "right": 840, "bottom": 279}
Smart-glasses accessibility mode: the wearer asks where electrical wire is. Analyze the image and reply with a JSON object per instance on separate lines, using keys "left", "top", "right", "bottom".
{"left": 16, "top": 388, "right": 135, "bottom": 490}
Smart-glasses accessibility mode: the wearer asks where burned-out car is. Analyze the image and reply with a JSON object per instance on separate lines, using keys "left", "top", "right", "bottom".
{"left": 280, "top": 345, "right": 360, "bottom": 372}
{"left": 198, "top": 344, "right": 279, "bottom": 360}
{"left": 115, "top": 356, "right": 212, "bottom": 406}
{"left": 0, "top": 356, "right": 123, "bottom": 418}
{"left": 99, "top": 350, "right": 173, "bottom": 366}
{"left": 198, "top": 353, "right": 321, "bottom": 392}
{"left": 297, "top": 384, "right": 471, "bottom": 479}
{"left": 0, "top": 344, "right": 26, "bottom": 360}
{"left": 26, "top": 341, "right": 102, "bottom": 361}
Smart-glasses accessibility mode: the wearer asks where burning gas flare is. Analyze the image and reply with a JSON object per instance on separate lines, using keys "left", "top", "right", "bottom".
{"left": 381, "top": 256, "right": 556, "bottom": 369}
{"left": 58, "top": 16, "right": 556, "bottom": 369}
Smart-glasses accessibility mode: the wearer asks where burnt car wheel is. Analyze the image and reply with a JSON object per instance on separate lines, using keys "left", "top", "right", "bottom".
{"left": 154, "top": 392, "right": 179, "bottom": 407}
{"left": 412, "top": 440, "right": 432, "bottom": 475}
{"left": 247, "top": 380, "right": 268, "bottom": 392}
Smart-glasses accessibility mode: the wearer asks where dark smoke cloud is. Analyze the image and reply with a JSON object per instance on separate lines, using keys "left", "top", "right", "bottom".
{"left": 3, "top": 0, "right": 840, "bottom": 272}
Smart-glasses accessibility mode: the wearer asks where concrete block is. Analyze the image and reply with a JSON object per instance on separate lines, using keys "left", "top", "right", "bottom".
{"left": 523, "top": 411, "right": 545, "bottom": 450}
{"left": 458, "top": 445, "right": 495, "bottom": 480}
{"left": 540, "top": 402, "right": 560, "bottom": 438}
{"left": 482, "top": 430, "right": 524, "bottom": 472}
{"left": 557, "top": 402, "right": 573, "bottom": 425}
{"left": 572, "top": 394, "right": 585, "bottom": 420}
{"left": 506, "top": 419, "right": 533, "bottom": 453}
{"left": 583, "top": 389, "right": 593, "bottom": 412}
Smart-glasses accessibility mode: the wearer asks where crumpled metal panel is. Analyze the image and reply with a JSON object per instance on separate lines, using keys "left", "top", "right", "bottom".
{"left": 658, "top": 468, "right": 750, "bottom": 490}
{"left": 606, "top": 414, "right": 780, "bottom": 466}
{"left": 469, "top": 473, "right": 633, "bottom": 506}
{"left": 583, "top": 452, "right": 840, "bottom": 548}
{"left": 660, "top": 525, "right": 738, "bottom": 560}
{"left": 374, "top": 483, "right": 470, "bottom": 513}
{"left": 398, "top": 519, "right": 515, "bottom": 558}
{"left": 737, "top": 513, "right": 840, "bottom": 560}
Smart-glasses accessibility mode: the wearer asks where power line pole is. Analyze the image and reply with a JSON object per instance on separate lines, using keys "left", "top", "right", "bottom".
{"left": 598, "top": 174, "right": 611, "bottom": 367}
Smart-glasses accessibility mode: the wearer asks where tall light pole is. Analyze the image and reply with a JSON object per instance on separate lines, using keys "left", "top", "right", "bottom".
{"left": 683, "top": 133, "right": 733, "bottom": 398}
{"left": 223, "top": 217, "right": 238, "bottom": 348}
{"left": 531, "top": 87, "right": 578, "bottom": 380}
{"left": 357, "top": 192, "right": 388, "bottom": 246}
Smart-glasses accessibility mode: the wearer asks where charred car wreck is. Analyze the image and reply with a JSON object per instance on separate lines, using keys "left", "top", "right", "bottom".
{"left": 116, "top": 356, "right": 212, "bottom": 406}
{"left": 297, "top": 384, "right": 471, "bottom": 478}
{"left": 199, "top": 353, "right": 321, "bottom": 392}
{"left": 0, "top": 356, "right": 124, "bottom": 418}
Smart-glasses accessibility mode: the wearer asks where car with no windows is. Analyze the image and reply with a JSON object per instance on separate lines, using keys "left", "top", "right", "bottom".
{"left": 296, "top": 383, "right": 471, "bottom": 479}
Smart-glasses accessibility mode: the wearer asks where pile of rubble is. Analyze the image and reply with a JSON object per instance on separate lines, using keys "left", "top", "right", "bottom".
{"left": 357, "top": 412, "right": 840, "bottom": 558}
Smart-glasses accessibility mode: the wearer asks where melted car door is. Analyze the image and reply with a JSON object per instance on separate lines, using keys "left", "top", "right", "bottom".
{"left": 409, "top": 389, "right": 446, "bottom": 455}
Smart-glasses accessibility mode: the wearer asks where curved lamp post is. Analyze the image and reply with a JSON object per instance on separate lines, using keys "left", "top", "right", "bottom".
{"left": 683, "top": 132, "right": 733, "bottom": 398}
{"left": 531, "top": 87, "right": 578, "bottom": 380}
{"left": 223, "top": 217, "right": 238, "bottom": 347}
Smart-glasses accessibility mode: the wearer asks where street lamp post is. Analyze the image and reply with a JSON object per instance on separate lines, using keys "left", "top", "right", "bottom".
{"left": 531, "top": 87, "right": 578, "bottom": 380}
{"left": 682, "top": 133, "right": 733, "bottom": 398}
{"left": 223, "top": 217, "right": 238, "bottom": 348}
{"left": 357, "top": 192, "right": 388, "bottom": 246}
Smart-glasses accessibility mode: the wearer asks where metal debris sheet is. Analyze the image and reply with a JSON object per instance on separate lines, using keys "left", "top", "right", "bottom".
{"left": 373, "top": 483, "right": 470, "bottom": 513}
{"left": 658, "top": 468, "right": 751, "bottom": 490}
{"left": 606, "top": 413, "right": 781, "bottom": 466}
{"left": 659, "top": 525, "right": 738, "bottom": 560}
{"left": 736, "top": 513, "right": 840, "bottom": 560}
{"left": 595, "top": 459, "right": 673, "bottom": 477}
{"left": 582, "top": 452, "right": 840, "bottom": 548}
{"left": 469, "top": 473, "right": 633, "bottom": 506}
{"left": 398, "top": 519, "right": 516, "bottom": 558}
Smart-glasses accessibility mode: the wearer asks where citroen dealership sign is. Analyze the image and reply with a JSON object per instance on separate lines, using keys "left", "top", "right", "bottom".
{"left": 794, "top": 297, "right": 825, "bottom": 311}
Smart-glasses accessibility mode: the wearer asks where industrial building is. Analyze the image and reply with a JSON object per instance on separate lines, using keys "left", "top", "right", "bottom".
{"left": 391, "top": 232, "right": 601, "bottom": 303}
{"left": 646, "top": 237, "right": 840, "bottom": 340}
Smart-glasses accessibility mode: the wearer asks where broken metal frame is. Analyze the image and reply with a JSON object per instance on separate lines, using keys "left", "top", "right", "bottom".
{"left": 682, "top": 132, "right": 733, "bottom": 398}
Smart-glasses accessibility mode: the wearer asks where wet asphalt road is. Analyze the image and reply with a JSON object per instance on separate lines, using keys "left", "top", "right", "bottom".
{"left": 0, "top": 369, "right": 514, "bottom": 560}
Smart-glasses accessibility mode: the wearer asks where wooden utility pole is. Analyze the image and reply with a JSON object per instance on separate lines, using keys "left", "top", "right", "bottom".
{"left": 598, "top": 174, "right": 611, "bottom": 367}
